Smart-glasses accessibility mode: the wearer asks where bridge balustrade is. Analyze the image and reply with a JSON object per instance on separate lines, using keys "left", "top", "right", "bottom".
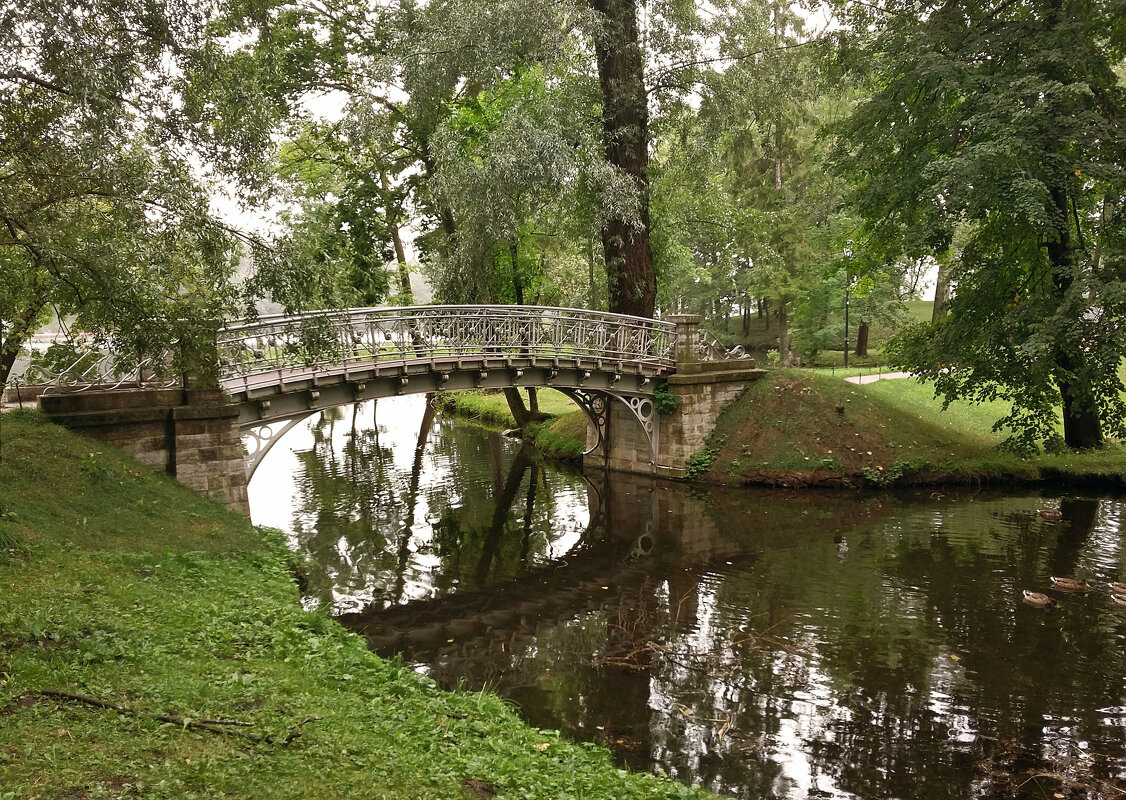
{"left": 217, "top": 305, "right": 676, "bottom": 392}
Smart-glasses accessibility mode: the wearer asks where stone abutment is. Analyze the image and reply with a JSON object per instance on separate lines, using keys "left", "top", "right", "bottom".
{"left": 38, "top": 389, "right": 250, "bottom": 515}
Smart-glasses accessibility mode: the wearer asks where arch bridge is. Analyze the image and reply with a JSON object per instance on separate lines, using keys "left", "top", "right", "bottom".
{"left": 219, "top": 306, "right": 681, "bottom": 477}
{"left": 25, "top": 305, "right": 763, "bottom": 513}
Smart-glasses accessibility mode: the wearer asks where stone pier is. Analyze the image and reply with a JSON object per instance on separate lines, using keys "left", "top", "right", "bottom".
{"left": 584, "top": 315, "right": 764, "bottom": 479}
{"left": 38, "top": 389, "right": 250, "bottom": 515}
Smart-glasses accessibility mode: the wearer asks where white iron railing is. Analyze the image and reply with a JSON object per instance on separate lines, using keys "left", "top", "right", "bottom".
{"left": 217, "top": 306, "right": 677, "bottom": 390}
{"left": 10, "top": 306, "right": 760, "bottom": 397}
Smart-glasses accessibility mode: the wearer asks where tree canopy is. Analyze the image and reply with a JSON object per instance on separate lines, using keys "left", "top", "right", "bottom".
{"left": 837, "top": 0, "right": 1126, "bottom": 450}
{"left": 0, "top": 0, "right": 298, "bottom": 382}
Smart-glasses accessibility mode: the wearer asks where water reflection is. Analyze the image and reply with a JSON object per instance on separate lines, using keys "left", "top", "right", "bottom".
{"left": 250, "top": 401, "right": 1126, "bottom": 799}
{"left": 250, "top": 396, "right": 594, "bottom": 613}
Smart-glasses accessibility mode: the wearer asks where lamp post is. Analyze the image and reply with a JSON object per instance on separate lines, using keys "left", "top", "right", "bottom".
{"left": 843, "top": 246, "right": 852, "bottom": 369}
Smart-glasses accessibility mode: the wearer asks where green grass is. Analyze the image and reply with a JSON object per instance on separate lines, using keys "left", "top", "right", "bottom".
{"left": 435, "top": 389, "right": 578, "bottom": 428}
{"left": 0, "top": 410, "right": 710, "bottom": 800}
{"left": 435, "top": 390, "right": 589, "bottom": 462}
{"left": 530, "top": 411, "right": 588, "bottom": 461}
{"left": 700, "top": 370, "right": 1125, "bottom": 487}
{"left": 860, "top": 377, "right": 1014, "bottom": 446}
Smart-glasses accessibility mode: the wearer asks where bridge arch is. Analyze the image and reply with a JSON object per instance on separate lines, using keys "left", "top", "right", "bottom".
{"left": 223, "top": 306, "right": 675, "bottom": 479}
{"left": 239, "top": 383, "right": 661, "bottom": 481}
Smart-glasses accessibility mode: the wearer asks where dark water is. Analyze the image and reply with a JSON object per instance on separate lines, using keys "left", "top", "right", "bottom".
{"left": 249, "top": 396, "right": 1126, "bottom": 799}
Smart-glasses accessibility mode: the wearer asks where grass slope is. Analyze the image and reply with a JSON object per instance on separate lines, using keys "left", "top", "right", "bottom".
{"left": 0, "top": 410, "right": 707, "bottom": 800}
{"left": 696, "top": 371, "right": 1126, "bottom": 488}
{"left": 436, "top": 390, "right": 587, "bottom": 461}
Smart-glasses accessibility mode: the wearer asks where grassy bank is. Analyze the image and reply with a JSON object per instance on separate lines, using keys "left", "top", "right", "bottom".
{"left": 0, "top": 410, "right": 707, "bottom": 800}
{"left": 435, "top": 389, "right": 588, "bottom": 461}
{"left": 693, "top": 371, "right": 1126, "bottom": 488}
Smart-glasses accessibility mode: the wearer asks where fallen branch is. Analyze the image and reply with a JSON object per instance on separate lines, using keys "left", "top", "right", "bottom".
{"left": 37, "top": 690, "right": 319, "bottom": 744}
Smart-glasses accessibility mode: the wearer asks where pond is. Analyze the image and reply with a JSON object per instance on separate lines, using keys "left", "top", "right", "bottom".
{"left": 249, "top": 395, "right": 1126, "bottom": 799}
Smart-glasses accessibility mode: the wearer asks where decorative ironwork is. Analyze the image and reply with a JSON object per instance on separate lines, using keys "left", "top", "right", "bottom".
{"left": 557, "top": 388, "right": 659, "bottom": 465}
{"left": 217, "top": 305, "right": 676, "bottom": 392}
{"left": 243, "top": 413, "right": 316, "bottom": 477}
{"left": 21, "top": 306, "right": 681, "bottom": 395}
{"left": 21, "top": 339, "right": 181, "bottom": 394}
{"left": 695, "top": 329, "right": 754, "bottom": 362}
{"left": 557, "top": 389, "right": 610, "bottom": 457}
{"left": 618, "top": 394, "right": 659, "bottom": 463}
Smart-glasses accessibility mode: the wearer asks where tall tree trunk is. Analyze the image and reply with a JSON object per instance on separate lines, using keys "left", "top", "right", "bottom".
{"left": 931, "top": 255, "right": 952, "bottom": 322}
{"left": 503, "top": 388, "right": 531, "bottom": 428}
{"left": 1047, "top": 186, "right": 1102, "bottom": 449}
{"left": 855, "top": 320, "right": 870, "bottom": 358}
{"left": 381, "top": 171, "right": 413, "bottom": 304}
{"left": 510, "top": 239, "right": 523, "bottom": 305}
{"left": 591, "top": 0, "right": 656, "bottom": 318}
{"left": 777, "top": 300, "right": 791, "bottom": 366}
{"left": 587, "top": 236, "right": 598, "bottom": 309}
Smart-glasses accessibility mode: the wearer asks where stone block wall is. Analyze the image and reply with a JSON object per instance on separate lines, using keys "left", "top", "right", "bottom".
{"left": 584, "top": 314, "right": 765, "bottom": 479}
{"left": 38, "top": 389, "right": 250, "bottom": 515}
{"left": 584, "top": 368, "right": 764, "bottom": 479}
{"left": 656, "top": 369, "right": 761, "bottom": 478}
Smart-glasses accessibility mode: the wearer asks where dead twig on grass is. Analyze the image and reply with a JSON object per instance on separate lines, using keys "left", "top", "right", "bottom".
{"left": 37, "top": 689, "right": 320, "bottom": 744}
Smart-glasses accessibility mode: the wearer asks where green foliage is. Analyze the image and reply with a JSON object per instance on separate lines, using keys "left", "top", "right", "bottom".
{"left": 685, "top": 434, "right": 728, "bottom": 480}
{"left": 653, "top": 381, "right": 680, "bottom": 415}
{"left": 838, "top": 0, "right": 1126, "bottom": 450}
{"left": 0, "top": 0, "right": 293, "bottom": 381}
{"left": 27, "top": 342, "right": 99, "bottom": 377}
{"left": 437, "top": 389, "right": 579, "bottom": 428}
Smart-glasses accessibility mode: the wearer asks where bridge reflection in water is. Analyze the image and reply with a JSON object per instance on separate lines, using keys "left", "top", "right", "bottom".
{"left": 250, "top": 396, "right": 1126, "bottom": 800}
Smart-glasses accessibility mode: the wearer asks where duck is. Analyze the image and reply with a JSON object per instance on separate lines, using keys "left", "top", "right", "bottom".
{"left": 1110, "top": 582, "right": 1126, "bottom": 596}
{"left": 1038, "top": 508, "right": 1064, "bottom": 522}
{"left": 1049, "top": 576, "right": 1088, "bottom": 592}
{"left": 1022, "top": 590, "right": 1058, "bottom": 609}
{"left": 1112, "top": 594, "right": 1126, "bottom": 610}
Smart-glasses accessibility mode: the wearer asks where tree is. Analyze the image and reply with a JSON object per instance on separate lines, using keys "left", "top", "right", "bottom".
{"left": 839, "top": 0, "right": 1126, "bottom": 451}
{"left": 651, "top": 4, "right": 874, "bottom": 364}
{"left": 590, "top": 0, "right": 657, "bottom": 317}
{"left": 0, "top": 0, "right": 296, "bottom": 385}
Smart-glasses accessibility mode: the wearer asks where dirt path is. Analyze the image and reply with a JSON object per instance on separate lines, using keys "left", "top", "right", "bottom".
{"left": 844, "top": 371, "right": 912, "bottom": 385}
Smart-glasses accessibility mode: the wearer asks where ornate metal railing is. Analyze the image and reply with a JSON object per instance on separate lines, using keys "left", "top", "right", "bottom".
{"left": 10, "top": 307, "right": 767, "bottom": 398}
{"left": 695, "top": 328, "right": 754, "bottom": 361}
{"left": 10, "top": 338, "right": 181, "bottom": 395}
{"left": 217, "top": 306, "right": 677, "bottom": 390}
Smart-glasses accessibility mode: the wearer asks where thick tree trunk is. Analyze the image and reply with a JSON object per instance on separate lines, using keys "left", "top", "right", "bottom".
{"left": 591, "top": 0, "right": 656, "bottom": 318}
{"left": 1058, "top": 369, "right": 1104, "bottom": 449}
{"left": 855, "top": 320, "right": 870, "bottom": 358}
{"left": 503, "top": 388, "right": 532, "bottom": 428}
{"left": 1046, "top": 186, "right": 1102, "bottom": 449}
{"left": 777, "top": 301, "right": 791, "bottom": 366}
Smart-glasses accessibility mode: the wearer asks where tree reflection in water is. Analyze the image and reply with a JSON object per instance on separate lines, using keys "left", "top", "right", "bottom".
{"left": 251, "top": 400, "right": 1126, "bottom": 800}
